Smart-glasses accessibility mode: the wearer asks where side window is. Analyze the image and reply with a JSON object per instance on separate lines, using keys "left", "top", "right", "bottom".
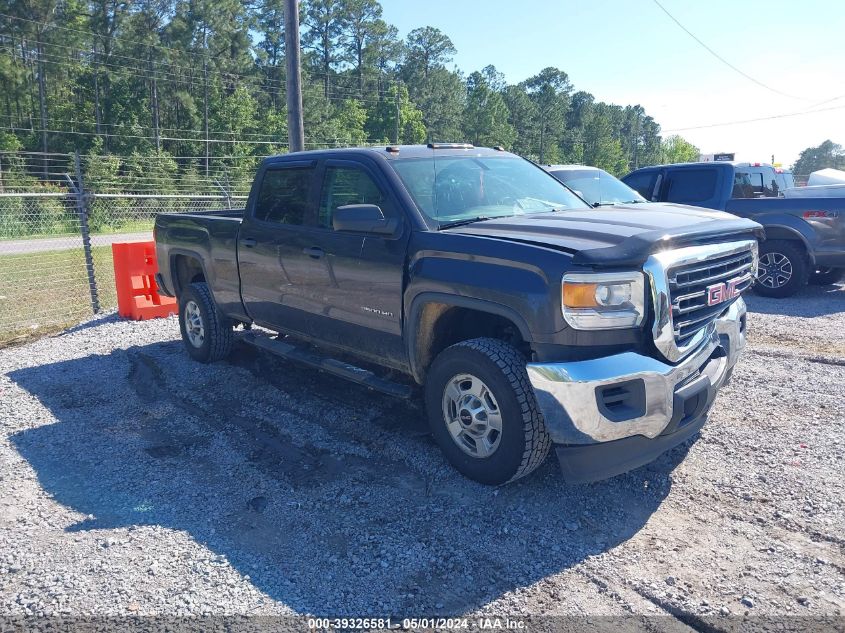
{"left": 622, "top": 172, "right": 657, "bottom": 200}
{"left": 254, "top": 167, "right": 315, "bottom": 225}
{"left": 318, "top": 166, "right": 388, "bottom": 229}
{"left": 665, "top": 169, "right": 717, "bottom": 203}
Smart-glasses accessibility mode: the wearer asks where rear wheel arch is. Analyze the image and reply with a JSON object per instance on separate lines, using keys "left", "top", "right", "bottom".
{"left": 407, "top": 293, "right": 533, "bottom": 384}
{"left": 171, "top": 252, "right": 208, "bottom": 296}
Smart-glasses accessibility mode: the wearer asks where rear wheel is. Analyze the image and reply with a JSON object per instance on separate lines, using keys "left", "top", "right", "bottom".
{"left": 178, "top": 282, "right": 234, "bottom": 363}
{"left": 809, "top": 267, "right": 845, "bottom": 286}
{"left": 424, "top": 338, "right": 550, "bottom": 485}
{"left": 753, "top": 240, "right": 808, "bottom": 298}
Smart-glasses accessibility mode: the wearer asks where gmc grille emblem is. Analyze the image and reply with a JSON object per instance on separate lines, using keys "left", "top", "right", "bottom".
{"left": 706, "top": 277, "right": 743, "bottom": 306}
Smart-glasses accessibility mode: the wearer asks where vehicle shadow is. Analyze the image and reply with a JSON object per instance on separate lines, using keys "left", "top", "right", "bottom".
{"left": 8, "top": 338, "right": 689, "bottom": 616}
{"left": 55, "top": 311, "right": 122, "bottom": 336}
{"left": 744, "top": 283, "right": 844, "bottom": 317}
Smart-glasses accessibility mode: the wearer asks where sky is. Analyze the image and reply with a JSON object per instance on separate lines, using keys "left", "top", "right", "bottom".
{"left": 379, "top": 0, "right": 845, "bottom": 168}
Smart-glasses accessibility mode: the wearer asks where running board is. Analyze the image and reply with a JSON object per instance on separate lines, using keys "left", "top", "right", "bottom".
{"left": 242, "top": 332, "right": 414, "bottom": 399}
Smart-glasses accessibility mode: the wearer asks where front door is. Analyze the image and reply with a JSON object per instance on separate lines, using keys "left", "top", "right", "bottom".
{"left": 302, "top": 159, "right": 409, "bottom": 364}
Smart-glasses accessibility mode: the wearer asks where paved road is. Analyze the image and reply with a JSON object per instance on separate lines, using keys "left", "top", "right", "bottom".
{"left": 0, "top": 231, "right": 152, "bottom": 255}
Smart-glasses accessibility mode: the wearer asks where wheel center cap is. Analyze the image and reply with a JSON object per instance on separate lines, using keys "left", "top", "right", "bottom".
{"left": 459, "top": 409, "right": 473, "bottom": 427}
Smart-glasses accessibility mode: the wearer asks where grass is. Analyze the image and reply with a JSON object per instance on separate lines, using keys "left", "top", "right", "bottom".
{"left": 0, "top": 245, "right": 118, "bottom": 345}
{"left": 89, "top": 219, "right": 154, "bottom": 235}
{"left": 0, "top": 219, "right": 154, "bottom": 242}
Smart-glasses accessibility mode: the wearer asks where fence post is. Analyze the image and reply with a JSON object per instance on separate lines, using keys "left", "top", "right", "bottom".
{"left": 214, "top": 177, "right": 232, "bottom": 208}
{"left": 73, "top": 151, "right": 101, "bottom": 314}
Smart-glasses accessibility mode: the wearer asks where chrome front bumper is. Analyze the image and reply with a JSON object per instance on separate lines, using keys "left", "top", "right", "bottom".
{"left": 526, "top": 298, "right": 746, "bottom": 445}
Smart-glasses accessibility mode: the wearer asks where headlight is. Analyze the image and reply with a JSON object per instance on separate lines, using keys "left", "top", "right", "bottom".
{"left": 561, "top": 271, "right": 646, "bottom": 330}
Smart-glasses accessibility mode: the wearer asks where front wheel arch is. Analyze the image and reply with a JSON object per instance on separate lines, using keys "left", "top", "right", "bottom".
{"left": 760, "top": 224, "right": 815, "bottom": 265}
{"left": 406, "top": 293, "right": 534, "bottom": 384}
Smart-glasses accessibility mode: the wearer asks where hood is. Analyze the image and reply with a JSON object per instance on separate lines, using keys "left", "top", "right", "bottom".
{"left": 444, "top": 202, "right": 763, "bottom": 267}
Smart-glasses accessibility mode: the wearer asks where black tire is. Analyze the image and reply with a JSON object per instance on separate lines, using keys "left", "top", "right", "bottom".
{"left": 178, "top": 281, "right": 234, "bottom": 363}
{"left": 424, "top": 337, "right": 550, "bottom": 485}
{"left": 809, "top": 267, "right": 845, "bottom": 286}
{"left": 753, "top": 240, "right": 808, "bottom": 298}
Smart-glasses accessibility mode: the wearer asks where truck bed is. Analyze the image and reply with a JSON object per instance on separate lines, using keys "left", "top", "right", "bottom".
{"left": 154, "top": 208, "right": 246, "bottom": 318}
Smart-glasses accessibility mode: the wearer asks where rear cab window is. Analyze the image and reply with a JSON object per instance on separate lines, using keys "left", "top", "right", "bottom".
{"left": 735, "top": 166, "right": 779, "bottom": 197}
{"left": 732, "top": 172, "right": 756, "bottom": 199}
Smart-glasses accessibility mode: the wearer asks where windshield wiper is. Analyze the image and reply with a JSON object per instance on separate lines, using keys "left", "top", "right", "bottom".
{"left": 438, "top": 216, "right": 494, "bottom": 230}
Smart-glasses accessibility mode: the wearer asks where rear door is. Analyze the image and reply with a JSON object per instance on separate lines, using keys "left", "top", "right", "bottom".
{"left": 660, "top": 167, "right": 725, "bottom": 209}
{"left": 237, "top": 159, "right": 323, "bottom": 334}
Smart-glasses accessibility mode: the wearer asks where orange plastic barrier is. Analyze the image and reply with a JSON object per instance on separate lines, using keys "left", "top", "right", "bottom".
{"left": 112, "top": 241, "right": 177, "bottom": 320}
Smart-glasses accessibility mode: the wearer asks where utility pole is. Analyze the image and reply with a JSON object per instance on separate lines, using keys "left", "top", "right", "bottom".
{"left": 633, "top": 110, "right": 641, "bottom": 170}
{"left": 394, "top": 81, "right": 401, "bottom": 144}
{"left": 285, "top": 0, "right": 305, "bottom": 153}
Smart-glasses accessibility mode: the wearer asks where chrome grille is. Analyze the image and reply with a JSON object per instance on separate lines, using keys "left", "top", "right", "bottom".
{"left": 668, "top": 249, "right": 755, "bottom": 346}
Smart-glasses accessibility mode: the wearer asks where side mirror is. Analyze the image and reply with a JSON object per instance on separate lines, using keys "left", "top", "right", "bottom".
{"left": 333, "top": 204, "right": 398, "bottom": 235}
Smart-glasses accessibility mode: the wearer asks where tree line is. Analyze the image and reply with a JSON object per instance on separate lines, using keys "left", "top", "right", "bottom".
{"left": 0, "top": 0, "right": 701, "bottom": 191}
{"left": 792, "top": 140, "right": 845, "bottom": 177}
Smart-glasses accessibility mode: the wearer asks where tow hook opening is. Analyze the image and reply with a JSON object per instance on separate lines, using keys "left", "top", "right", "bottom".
{"left": 595, "top": 379, "right": 647, "bottom": 423}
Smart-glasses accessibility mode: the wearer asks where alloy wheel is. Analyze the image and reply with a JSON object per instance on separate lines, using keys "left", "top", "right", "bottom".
{"left": 757, "top": 252, "right": 793, "bottom": 289}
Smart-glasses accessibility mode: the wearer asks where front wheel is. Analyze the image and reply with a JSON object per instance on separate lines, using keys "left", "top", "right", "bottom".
{"left": 753, "top": 240, "right": 808, "bottom": 298}
{"left": 809, "top": 267, "right": 845, "bottom": 286}
{"left": 424, "top": 338, "right": 550, "bottom": 485}
{"left": 178, "top": 281, "right": 234, "bottom": 363}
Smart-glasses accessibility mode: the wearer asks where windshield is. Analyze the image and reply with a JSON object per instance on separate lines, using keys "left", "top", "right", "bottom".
{"left": 548, "top": 168, "right": 646, "bottom": 206}
{"left": 391, "top": 155, "right": 589, "bottom": 225}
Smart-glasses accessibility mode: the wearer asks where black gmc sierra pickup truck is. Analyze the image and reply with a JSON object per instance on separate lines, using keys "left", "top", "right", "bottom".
{"left": 154, "top": 144, "right": 762, "bottom": 485}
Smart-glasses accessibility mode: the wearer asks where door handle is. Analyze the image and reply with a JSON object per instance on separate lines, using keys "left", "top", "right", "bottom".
{"left": 242, "top": 237, "right": 257, "bottom": 248}
{"left": 303, "top": 246, "right": 325, "bottom": 259}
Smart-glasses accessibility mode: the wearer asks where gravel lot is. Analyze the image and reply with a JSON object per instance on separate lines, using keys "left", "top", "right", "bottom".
{"left": 1, "top": 283, "right": 843, "bottom": 626}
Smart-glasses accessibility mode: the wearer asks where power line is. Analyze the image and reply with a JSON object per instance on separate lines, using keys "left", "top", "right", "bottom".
{"left": 0, "top": 124, "right": 370, "bottom": 145}
{"left": 663, "top": 103, "right": 845, "bottom": 133}
{"left": 0, "top": 113, "right": 293, "bottom": 141}
{"left": 0, "top": 12, "right": 393, "bottom": 83}
{"left": 0, "top": 43, "right": 392, "bottom": 108}
{"left": 651, "top": 0, "right": 811, "bottom": 102}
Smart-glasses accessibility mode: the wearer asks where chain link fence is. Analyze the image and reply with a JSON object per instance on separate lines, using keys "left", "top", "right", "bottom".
{"left": 0, "top": 189, "right": 246, "bottom": 343}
